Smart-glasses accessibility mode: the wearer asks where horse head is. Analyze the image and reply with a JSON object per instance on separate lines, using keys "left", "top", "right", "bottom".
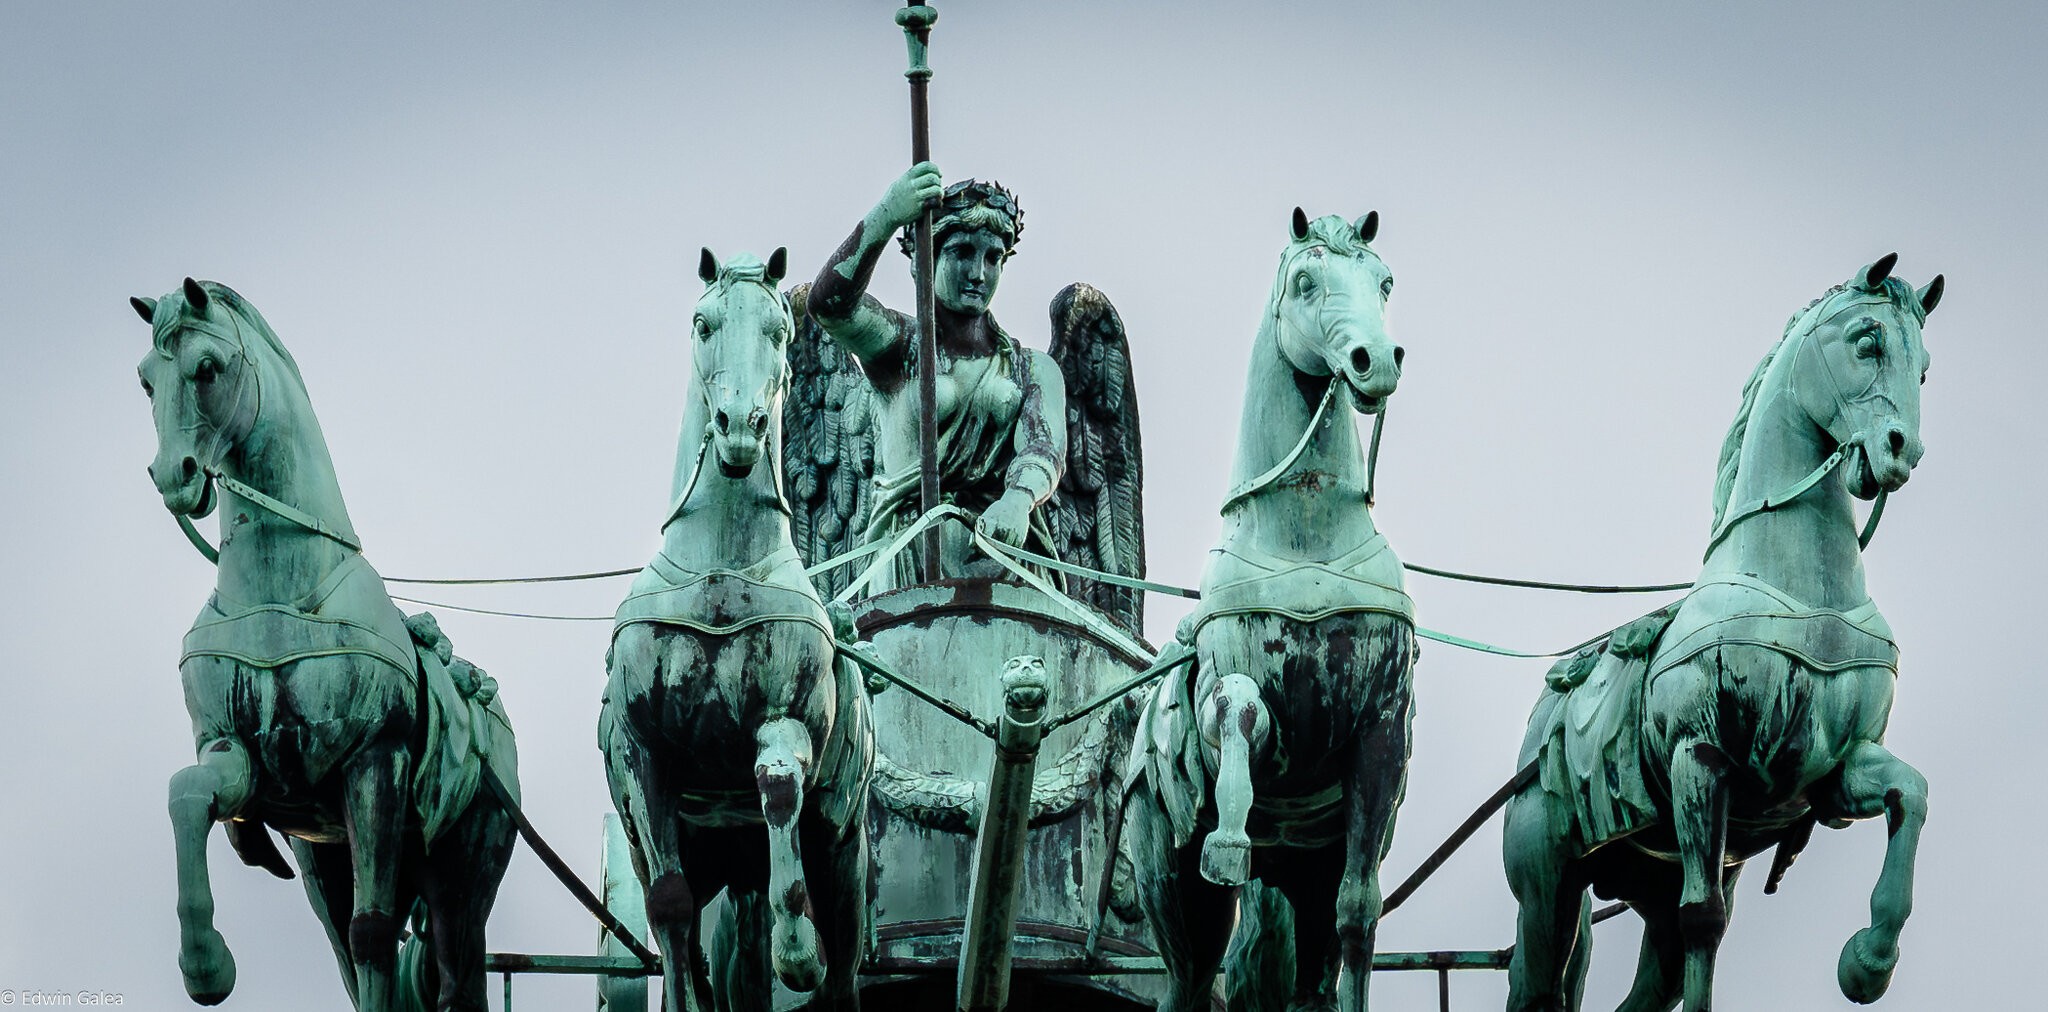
{"left": 1785, "top": 255, "right": 1942, "bottom": 498}
{"left": 693, "top": 247, "right": 792, "bottom": 478}
{"left": 132, "top": 278, "right": 273, "bottom": 518}
{"left": 1270, "top": 208, "right": 1402, "bottom": 413}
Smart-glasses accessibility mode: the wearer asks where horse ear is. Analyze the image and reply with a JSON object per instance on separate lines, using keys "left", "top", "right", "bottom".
{"left": 130, "top": 296, "right": 157, "bottom": 323}
{"left": 766, "top": 247, "right": 788, "bottom": 284}
{"left": 698, "top": 248, "right": 719, "bottom": 285}
{"left": 1355, "top": 211, "right": 1379, "bottom": 244}
{"left": 1859, "top": 253, "right": 1898, "bottom": 292}
{"left": 1291, "top": 207, "right": 1309, "bottom": 241}
{"left": 1917, "top": 274, "right": 1945, "bottom": 316}
{"left": 182, "top": 277, "right": 209, "bottom": 314}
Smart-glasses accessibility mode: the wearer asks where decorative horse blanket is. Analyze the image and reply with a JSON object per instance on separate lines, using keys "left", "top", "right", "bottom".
{"left": 1522, "top": 575, "right": 1898, "bottom": 854}
{"left": 181, "top": 553, "right": 519, "bottom": 847}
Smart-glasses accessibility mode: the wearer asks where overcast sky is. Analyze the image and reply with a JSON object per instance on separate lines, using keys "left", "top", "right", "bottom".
{"left": 4, "top": 3, "right": 2043, "bottom": 1009}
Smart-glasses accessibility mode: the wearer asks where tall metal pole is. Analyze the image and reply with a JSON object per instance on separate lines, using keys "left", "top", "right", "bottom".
{"left": 897, "top": 1, "right": 942, "bottom": 582}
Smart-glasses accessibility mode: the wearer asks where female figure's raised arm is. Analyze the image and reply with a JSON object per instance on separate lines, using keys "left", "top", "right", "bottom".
{"left": 810, "top": 162, "right": 944, "bottom": 384}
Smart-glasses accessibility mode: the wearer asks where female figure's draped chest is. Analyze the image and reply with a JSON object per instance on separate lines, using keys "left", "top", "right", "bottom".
{"left": 874, "top": 349, "right": 1023, "bottom": 469}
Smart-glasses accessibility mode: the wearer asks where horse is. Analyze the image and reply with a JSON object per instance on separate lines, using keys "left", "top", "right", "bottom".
{"left": 601, "top": 248, "right": 874, "bottom": 1012}
{"left": 134, "top": 279, "right": 520, "bottom": 1012}
{"left": 1502, "top": 255, "right": 1944, "bottom": 1011}
{"left": 1125, "top": 209, "right": 1412, "bottom": 1012}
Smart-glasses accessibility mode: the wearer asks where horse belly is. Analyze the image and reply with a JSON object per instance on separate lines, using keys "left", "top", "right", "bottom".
{"left": 1196, "top": 611, "right": 1415, "bottom": 800}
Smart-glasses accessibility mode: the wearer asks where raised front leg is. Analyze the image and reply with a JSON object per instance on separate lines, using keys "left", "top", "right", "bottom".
{"left": 1200, "top": 673, "right": 1270, "bottom": 887}
{"left": 1829, "top": 741, "right": 1929, "bottom": 1004}
{"left": 1668, "top": 741, "right": 1730, "bottom": 1012}
{"left": 167, "top": 738, "right": 255, "bottom": 1004}
{"left": 343, "top": 743, "right": 412, "bottom": 1012}
{"left": 756, "top": 718, "right": 823, "bottom": 993}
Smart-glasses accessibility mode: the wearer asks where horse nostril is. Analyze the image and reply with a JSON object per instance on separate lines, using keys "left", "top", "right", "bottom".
{"left": 1350, "top": 347, "right": 1371, "bottom": 375}
{"left": 748, "top": 408, "right": 768, "bottom": 434}
{"left": 1393, "top": 346, "right": 1406, "bottom": 368}
{"left": 181, "top": 457, "right": 198, "bottom": 480}
{"left": 714, "top": 409, "right": 731, "bottom": 434}
{"left": 1888, "top": 429, "right": 1907, "bottom": 457}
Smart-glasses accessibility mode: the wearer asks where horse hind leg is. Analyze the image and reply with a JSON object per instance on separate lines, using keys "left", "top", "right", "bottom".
{"left": 421, "top": 793, "right": 517, "bottom": 1012}
{"left": 1503, "top": 791, "right": 1585, "bottom": 1012}
{"left": 1828, "top": 741, "right": 1929, "bottom": 1004}
{"left": 1200, "top": 673, "right": 1270, "bottom": 887}
{"left": 168, "top": 738, "right": 256, "bottom": 1004}
{"left": 755, "top": 718, "right": 824, "bottom": 993}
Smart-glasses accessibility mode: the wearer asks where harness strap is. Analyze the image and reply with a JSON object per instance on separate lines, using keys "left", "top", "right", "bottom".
{"left": 1220, "top": 378, "right": 1340, "bottom": 513}
{"left": 1701, "top": 446, "right": 1888, "bottom": 560}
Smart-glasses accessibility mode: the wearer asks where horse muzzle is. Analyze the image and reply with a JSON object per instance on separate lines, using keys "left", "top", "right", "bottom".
{"left": 1851, "top": 426, "right": 1921, "bottom": 498}
{"left": 151, "top": 456, "right": 216, "bottom": 517}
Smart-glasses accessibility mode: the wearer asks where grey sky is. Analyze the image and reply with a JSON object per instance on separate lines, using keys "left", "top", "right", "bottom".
{"left": 3, "top": 2, "right": 2041, "bottom": 1008}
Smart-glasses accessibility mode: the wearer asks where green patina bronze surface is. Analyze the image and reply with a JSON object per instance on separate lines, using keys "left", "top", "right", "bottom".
{"left": 1123, "top": 210, "right": 1415, "bottom": 1012}
{"left": 134, "top": 279, "right": 520, "bottom": 1012}
{"left": 1502, "top": 257, "right": 1943, "bottom": 1012}
{"left": 600, "top": 249, "right": 875, "bottom": 1012}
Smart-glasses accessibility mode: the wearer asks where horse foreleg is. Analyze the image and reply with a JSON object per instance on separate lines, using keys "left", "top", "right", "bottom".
{"left": 1331, "top": 708, "right": 1410, "bottom": 1011}
{"left": 1201, "top": 673, "right": 1270, "bottom": 887}
{"left": 801, "top": 814, "right": 868, "bottom": 1011}
{"left": 1829, "top": 741, "right": 1928, "bottom": 1004}
{"left": 756, "top": 718, "right": 823, "bottom": 993}
{"left": 1669, "top": 740, "right": 1730, "bottom": 1012}
{"left": 168, "top": 738, "right": 254, "bottom": 1004}
{"left": 343, "top": 743, "right": 411, "bottom": 1012}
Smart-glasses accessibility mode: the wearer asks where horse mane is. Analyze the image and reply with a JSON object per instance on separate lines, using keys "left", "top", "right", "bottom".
{"left": 155, "top": 280, "right": 311, "bottom": 398}
{"left": 1709, "top": 277, "right": 1924, "bottom": 529}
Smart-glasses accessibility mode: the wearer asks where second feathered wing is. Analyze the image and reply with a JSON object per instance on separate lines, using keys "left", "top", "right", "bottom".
{"left": 1047, "top": 283, "right": 1147, "bottom": 636}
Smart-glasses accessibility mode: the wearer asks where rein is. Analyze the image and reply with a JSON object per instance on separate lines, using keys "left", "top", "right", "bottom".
{"left": 1219, "top": 377, "right": 1388, "bottom": 514}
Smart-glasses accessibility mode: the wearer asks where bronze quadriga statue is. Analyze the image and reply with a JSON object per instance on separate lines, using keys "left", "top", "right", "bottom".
{"left": 1124, "top": 210, "right": 1413, "bottom": 1012}
{"left": 134, "top": 280, "right": 520, "bottom": 1012}
{"left": 1502, "top": 257, "right": 1944, "bottom": 1012}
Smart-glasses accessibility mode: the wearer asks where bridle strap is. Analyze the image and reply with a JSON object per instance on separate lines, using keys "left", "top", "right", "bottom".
{"left": 1221, "top": 377, "right": 1340, "bottom": 514}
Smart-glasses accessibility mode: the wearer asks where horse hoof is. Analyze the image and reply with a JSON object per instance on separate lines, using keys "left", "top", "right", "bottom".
{"left": 179, "top": 928, "right": 236, "bottom": 1005}
{"left": 772, "top": 915, "right": 823, "bottom": 992}
{"left": 1838, "top": 927, "right": 1898, "bottom": 1004}
{"left": 1200, "top": 831, "right": 1251, "bottom": 886}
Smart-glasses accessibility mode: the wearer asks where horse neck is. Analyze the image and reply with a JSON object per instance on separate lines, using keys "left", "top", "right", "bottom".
{"left": 659, "top": 392, "right": 796, "bottom": 573}
{"left": 1220, "top": 314, "right": 1375, "bottom": 551}
{"left": 212, "top": 355, "right": 361, "bottom": 605}
{"left": 1701, "top": 351, "right": 1868, "bottom": 609}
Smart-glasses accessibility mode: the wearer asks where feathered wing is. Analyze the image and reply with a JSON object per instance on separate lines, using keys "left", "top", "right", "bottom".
{"left": 781, "top": 283, "right": 877, "bottom": 596}
{"left": 1047, "top": 283, "right": 1147, "bottom": 635}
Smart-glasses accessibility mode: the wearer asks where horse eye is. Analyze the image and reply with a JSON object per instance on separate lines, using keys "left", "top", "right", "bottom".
{"left": 1295, "top": 272, "right": 1315, "bottom": 295}
{"left": 693, "top": 319, "right": 711, "bottom": 340}
{"left": 194, "top": 358, "right": 218, "bottom": 383}
{"left": 1854, "top": 333, "right": 1883, "bottom": 360}
{"left": 1380, "top": 277, "right": 1395, "bottom": 298}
